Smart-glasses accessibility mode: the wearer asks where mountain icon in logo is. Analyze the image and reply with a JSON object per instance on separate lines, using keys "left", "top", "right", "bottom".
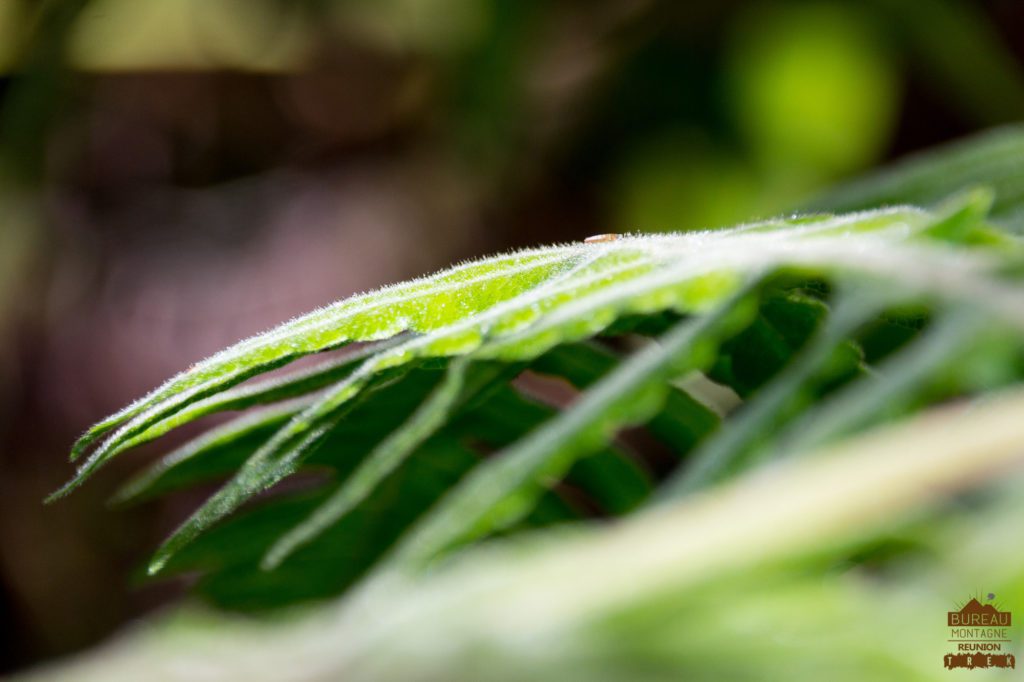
{"left": 949, "top": 598, "right": 1011, "bottom": 626}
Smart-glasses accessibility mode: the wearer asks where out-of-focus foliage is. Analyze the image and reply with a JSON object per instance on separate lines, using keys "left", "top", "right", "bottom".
{"left": 808, "top": 125, "right": 1024, "bottom": 233}
{"left": 68, "top": 0, "right": 311, "bottom": 72}
{"left": 729, "top": 2, "right": 898, "bottom": 177}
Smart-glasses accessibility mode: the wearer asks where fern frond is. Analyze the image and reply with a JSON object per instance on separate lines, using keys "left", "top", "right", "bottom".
{"left": 51, "top": 183, "right": 1024, "bottom": 603}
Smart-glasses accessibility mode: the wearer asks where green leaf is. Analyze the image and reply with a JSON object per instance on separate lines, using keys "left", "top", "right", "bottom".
{"left": 454, "top": 384, "right": 654, "bottom": 514}
{"left": 57, "top": 202, "right": 1010, "bottom": 505}
{"left": 57, "top": 249, "right": 580, "bottom": 492}
{"left": 111, "top": 401, "right": 307, "bottom": 505}
{"left": 773, "top": 305, "right": 1015, "bottom": 456}
{"left": 664, "top": 292, "right": 884, "bottom": 496}
{"left": 262, "top": 358, "right": 502, "bottom": 569}
{"left": 144, "top": 362, "right": 463, "bottom": 575}
{"left": 531, "top": 341, "right": 720, "bottom": 455}
{"left": 105, "top": 339, "right": 398, "bottom": 461}
{"left": 49, "top": 191, "right": 1024, "bottom": 599}
{"left": 160, "top": 436, "right": 483, "bottom": 610}
{"left": 389, "top": 290, "right": 759, "bottom": 567}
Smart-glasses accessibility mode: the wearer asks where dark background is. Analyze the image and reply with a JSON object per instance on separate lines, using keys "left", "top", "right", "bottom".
{"left": 1, "top": 0, "right": 1022, "bottom": 672}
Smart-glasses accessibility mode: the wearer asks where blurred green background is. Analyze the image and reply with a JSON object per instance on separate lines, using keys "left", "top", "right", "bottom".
{"left": 0, "top": 0, "right": 1022, "bottom": 673}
